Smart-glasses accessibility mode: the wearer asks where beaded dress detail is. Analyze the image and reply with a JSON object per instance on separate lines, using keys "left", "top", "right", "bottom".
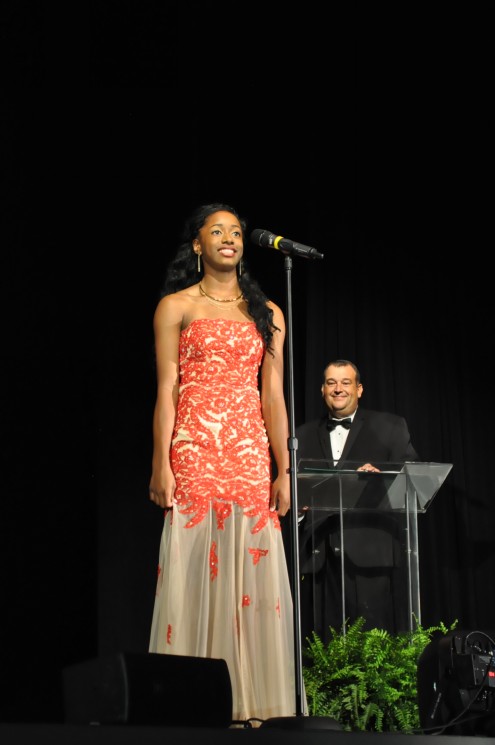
{"left": 149, "top": 318, "right": 297, "bottom": 722}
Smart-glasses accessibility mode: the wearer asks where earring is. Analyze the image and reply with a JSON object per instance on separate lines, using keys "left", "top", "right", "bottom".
{"left": 197, "top": 252, "right": 201, "bottom": 273}
{"left": 238, "top": 258, "right": 243, "bottom": 277}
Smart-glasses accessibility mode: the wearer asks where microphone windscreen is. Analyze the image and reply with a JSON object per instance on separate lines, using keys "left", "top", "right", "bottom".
{"left": 250, "top": 229, "right": 270, "bottom": 247}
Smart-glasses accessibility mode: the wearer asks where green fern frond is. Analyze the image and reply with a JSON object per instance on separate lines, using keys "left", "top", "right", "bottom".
{"left": 302, "top": 616, "right": 458, "bottom": 732}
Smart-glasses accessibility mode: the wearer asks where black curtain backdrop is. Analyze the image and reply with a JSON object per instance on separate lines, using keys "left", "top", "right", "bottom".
{"left": 1, "top": 1, "right": 492, "bottom": 725}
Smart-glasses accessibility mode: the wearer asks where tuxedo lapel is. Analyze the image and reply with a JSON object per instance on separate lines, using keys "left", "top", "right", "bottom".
{"left": 340, "top": 410, "right": 365, "bottom": 462}
{"left": 317, "top": 418, "right": 333, "bottom": 461}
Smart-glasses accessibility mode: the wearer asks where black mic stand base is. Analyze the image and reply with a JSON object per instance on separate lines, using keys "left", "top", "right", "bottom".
{"left": 261, "top": 715, "right": 342, "bottom": 731}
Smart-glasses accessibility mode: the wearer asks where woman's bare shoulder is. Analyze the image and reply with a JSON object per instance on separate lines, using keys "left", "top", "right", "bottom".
{"left": 156, "top": 286, "right": 200, "bottom": 307}
{"left": 267, "top": 299, "right": 286, "bottom": 330}
{"left": 154, "top": 286, "right": 199, "bottom": 325}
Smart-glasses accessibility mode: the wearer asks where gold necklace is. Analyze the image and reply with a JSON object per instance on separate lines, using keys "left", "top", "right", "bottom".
{"left": 199, "top": 283, "right": 243, "bottom": 303}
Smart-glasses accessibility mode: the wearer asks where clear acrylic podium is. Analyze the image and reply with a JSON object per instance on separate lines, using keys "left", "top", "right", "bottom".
{"left": 296, "top": 460, "right": 453, "bottom": 634}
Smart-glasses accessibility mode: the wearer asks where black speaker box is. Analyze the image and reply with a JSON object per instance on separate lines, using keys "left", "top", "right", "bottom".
{"left": 63, "top": 652, "right": 233, "bottom": 728}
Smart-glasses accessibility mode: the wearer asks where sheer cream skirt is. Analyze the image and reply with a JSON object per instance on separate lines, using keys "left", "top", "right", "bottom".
{"left": 149, "top": 505, "right": 302, "bottom": 722}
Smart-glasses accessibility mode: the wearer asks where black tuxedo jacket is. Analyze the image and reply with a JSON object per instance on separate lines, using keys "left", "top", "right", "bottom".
{"left": 296, "top": 407, "right": 418, "bottom": 465}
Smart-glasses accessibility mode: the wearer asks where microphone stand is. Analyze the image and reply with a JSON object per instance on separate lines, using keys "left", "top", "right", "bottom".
{"left": 283, "top": 254, "right": 305, "bottom": 717}
{"left": 262, "top": 254, "right": 341, "bottom": 731}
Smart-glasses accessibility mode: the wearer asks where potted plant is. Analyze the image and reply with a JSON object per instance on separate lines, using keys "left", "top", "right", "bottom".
{"left": 302, "top": 616, "right": 457, "bottom": 732}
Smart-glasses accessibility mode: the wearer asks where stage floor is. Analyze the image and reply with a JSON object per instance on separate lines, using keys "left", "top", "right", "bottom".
{"left": 0, "top": 723, "right": 494, "bottom": 745}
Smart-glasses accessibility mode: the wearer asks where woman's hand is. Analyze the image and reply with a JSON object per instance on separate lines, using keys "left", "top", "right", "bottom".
{"left": 149, "top": 464, "right": 176, "bottom": 509}
{"left": 270, "top": 472, "right": 291, "bottom": 516}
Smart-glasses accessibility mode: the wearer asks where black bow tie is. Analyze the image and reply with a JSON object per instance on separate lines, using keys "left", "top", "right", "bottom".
{"left": 327, "top": 417, "right": 352, "bottom": 431}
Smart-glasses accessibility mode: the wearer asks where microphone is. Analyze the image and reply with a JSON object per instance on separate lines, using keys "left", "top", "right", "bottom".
{"left": 250, "top": 229, "right": 324, "bottom": 260}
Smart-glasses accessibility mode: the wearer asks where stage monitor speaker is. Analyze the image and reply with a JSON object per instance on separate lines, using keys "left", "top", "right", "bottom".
{"left": 63, "top": 652, "right": 233, "bottom": 728}
{"left": 417, "top": 629, "right": 495, "bottom": 736}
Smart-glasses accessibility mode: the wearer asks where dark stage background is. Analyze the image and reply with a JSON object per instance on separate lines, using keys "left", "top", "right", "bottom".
{"left": 1, "top": 1, "right": 493, "bottom": 727}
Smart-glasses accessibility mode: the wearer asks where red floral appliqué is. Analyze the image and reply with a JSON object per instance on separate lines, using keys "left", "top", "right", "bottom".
{"left": 210, "top": 541, "right": 218, "bottom": 580}
{"left": 167, "top": 624, "right": 172, "bottom": 644}
{"left": 249, "top": 547, "right": 269, "bottom": 565}
{"left": 171, "top": 320, "right": 278, "bottom": 531}
{"left": 213, "top": 500, "right": 232, "bottom": 530}
{"left": 242, "top": 595, "right": 251, "bottom": 607}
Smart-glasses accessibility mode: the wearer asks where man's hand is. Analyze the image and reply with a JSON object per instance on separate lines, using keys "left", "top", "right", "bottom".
{"left": 356, "top": 463, "right": 380, "bottom": 472}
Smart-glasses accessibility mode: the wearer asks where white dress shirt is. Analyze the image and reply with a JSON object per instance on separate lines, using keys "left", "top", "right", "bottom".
{"left": 329, "top": 412, "right": 356, "bottom": 464}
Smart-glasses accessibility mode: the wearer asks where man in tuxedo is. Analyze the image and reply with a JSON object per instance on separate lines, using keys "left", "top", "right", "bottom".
{"left": 295, "top": 359, "right": 419, "bottom": 645}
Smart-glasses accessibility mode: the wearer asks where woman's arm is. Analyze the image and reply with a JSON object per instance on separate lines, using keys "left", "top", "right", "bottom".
{"left": 260, "top": 302, "right": 291, "bottom": 516}
{"left": 149, "top": 294, "right": 183, "bottom": 509}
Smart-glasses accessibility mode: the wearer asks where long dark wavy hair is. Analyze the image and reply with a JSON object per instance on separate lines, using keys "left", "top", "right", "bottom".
{"left": 160, "top": 203, "right": 280, "bottom": 354}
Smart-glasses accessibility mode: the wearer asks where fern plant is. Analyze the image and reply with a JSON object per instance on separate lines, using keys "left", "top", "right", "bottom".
{"left": 302, "top": 616, "right": 457, "bottom": 733}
